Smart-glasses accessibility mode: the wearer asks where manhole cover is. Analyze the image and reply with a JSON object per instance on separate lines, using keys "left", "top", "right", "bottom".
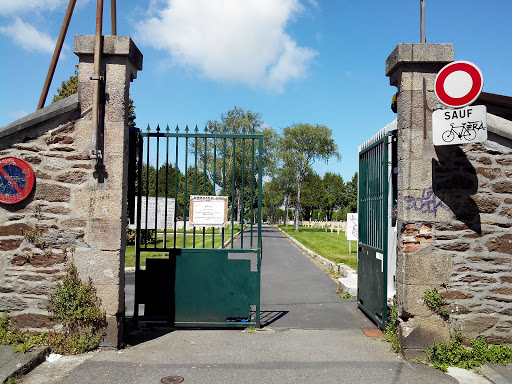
{"left": 161, "top": 376, "right": 184, "bottom": 383}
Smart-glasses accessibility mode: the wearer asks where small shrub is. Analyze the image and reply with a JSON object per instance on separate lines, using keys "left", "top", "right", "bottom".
{"left": 383, "top": 296, "right": 402, "bottom": 353}
{"left": 423, "top": 287, "right": 449, "bottom": 319}
{"left": 126, "top": 227, "right": 155, "bottom": 245}
{"left": 340, "top": 292, "right": 355, "bottom": 299}
{"left": 46, "top": 263, "right": 106, "bottom": 355}
{"left": 427, "top": 334, "right": 512, "bottom": 372}
{"left": 126, "top": 226, "right": 136, "bottom": 245}
{"left": 23, "top": 226, "right": 46, "bottom": 250}
{"left": 0, "top": 314, "right": 46, "bottom": 353}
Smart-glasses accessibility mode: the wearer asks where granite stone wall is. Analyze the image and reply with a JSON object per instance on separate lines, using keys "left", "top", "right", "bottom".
{"left": 0, "top": 35, "right": 142, "bottom": 347}
{"left": 386, "top": 43, "right": 512, "bottom": 357}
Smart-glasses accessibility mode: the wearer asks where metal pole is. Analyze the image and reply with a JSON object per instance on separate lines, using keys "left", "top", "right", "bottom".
{"left": 111, "top": 0, "right": 117, "bottom": 35}
{"left": 37, "top": 0, "right": 77, "bottom": 110}
{"left": 420, "top": 0, "right": 426, "bottom": 43}
{"left": 91, "top": 0, "right": 104, "bottom": 159}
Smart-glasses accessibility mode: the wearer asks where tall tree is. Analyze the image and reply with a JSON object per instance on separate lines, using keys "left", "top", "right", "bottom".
{"left": 345, "top": 172, "right": 358, "bottom": 213}
{"left": 52, "top": 65, "right": 78, "bottom": 103}
{"left": 323, "top": 172, "right": 345, "bottom": 220}
{"left": 262, "top": 179, "right": 284, "bottom": 224}
{"left": 194, "top": 107, "right": 279, "bottom": 222}
{"left": 281, "top": 123, "right": 340, "bottom": 231}
{"left": 299, "top": 172, "right": 326, "bottom": 221}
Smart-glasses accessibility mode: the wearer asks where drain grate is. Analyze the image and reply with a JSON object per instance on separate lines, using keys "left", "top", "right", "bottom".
{"left": 161, "top": 376, "right": 184, "bottom": 383}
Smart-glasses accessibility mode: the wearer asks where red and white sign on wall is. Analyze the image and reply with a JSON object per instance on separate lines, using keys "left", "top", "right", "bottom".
{"left": 0, "top": 157, "right": 35, "bottom": 204}
{"left": 435, "top": 61, "right": 483, "bottom": 108}
{"left": 433, "top": 61, "right": 487, "bottom": 146}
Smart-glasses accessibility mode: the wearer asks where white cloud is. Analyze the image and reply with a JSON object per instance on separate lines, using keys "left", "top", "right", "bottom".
{"left": 0, "top": 0, "right": 67, "bottom": 15}
{"left": 0, "top": 17, "right": 55, "bottom": 54}
{"left": 135, "top": 0, "right": 317, "bottom": 92}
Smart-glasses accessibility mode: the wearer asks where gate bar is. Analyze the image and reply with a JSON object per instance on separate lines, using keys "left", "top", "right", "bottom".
{"left": 183, "top": 130, "right": 189, "bottom": 248}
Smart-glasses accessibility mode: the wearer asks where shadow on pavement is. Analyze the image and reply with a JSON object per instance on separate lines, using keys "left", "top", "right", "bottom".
{"left": 259, "top": 310, "right": 289, "bottom": 327}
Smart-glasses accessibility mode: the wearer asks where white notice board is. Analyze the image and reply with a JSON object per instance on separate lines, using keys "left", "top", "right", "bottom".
{"left": 346, "top": 213, "right": 358, "bottom": 241}
{"left": 130, "top": 196, "right": 175, "bottom": 230}
{"left": 189, "top": 195, "right": 228, "bottom": 228}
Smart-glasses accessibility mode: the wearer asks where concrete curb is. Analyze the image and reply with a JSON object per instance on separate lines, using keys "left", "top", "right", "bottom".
{"left": 274, "top": 225, "right": 358, "bottom": 296}
{"left": 479, "top": 364, "right": 512, "bottom": 384}
{"left": 0, "top": 345, "right": 49, "bottom": 383}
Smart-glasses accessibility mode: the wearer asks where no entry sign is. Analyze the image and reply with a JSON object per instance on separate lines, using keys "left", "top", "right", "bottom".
{"left": 435, "top": 61, "right": 483, "bottom": 108}
{"left": 0, "top": 157, "right": 35, "bottom": 204}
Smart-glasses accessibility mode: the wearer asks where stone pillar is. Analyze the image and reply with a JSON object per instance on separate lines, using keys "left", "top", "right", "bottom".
{"left": 73, "top": 36, "right": 142, "bottom": 347}
{"left": 385, "top": 44, "right": 453, "bottom": 357}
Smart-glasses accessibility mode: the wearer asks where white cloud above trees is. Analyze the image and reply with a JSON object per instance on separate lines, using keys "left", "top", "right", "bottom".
{"left": 135, "top": 0, "right": 317, "bottom": 92}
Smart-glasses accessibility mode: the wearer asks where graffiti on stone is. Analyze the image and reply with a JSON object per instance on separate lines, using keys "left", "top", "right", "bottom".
{"left": 404, "top": 187, "right": 450, "bottom": 217}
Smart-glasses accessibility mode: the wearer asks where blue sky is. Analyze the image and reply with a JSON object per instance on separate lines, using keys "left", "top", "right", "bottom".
{"left": 0, "top": 0, "right": 510, "bottom": 182}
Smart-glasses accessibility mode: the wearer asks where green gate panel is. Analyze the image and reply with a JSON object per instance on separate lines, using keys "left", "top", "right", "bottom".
{"left": 136, "top": 251, "right": 260, "bottom": 326}
{"left": 175, "top": 250, "right": 259, "bottom": 324}
{"left": 358, "top": 133, "right": 390, "bottom": 330}
{"left": 357, "top": 248, "right": 384, "bottom": 325}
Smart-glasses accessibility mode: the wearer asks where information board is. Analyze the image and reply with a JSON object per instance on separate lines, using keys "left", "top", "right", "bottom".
{"left": 346, "top": 213, "right": 358, "bottom": 241}
{"left": 189, "top": 195, "right": 228, "bottom": 228}
{"left": 130, "top": 196, "right": 175, "bottom": 230}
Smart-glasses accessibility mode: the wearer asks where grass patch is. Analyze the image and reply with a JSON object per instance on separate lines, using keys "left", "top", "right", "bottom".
{"left": 427, "top": 334, "right": 512, "bottom": 372}
{"left": 278, "top": 225, "right": 357, "bottom": 270}
{"left": 0, "top": 314, "right": 46, "bottom": 353}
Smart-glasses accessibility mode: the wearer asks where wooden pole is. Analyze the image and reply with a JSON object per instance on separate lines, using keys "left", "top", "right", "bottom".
{"left": 420, "top": 0, "right": 426, "bottom": 43}
{"left": 37, "top": 0, "right": 77, "bottom": 110}
{"left": 111, "top": 0, "right": 117, "bottom": 35}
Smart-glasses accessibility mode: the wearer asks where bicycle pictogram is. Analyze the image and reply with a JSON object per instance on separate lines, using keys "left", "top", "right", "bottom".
{"left": 441, "top": 120, "right": 484, "bottom": 143}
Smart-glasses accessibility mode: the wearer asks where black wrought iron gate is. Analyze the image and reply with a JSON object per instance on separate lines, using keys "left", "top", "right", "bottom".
{"left": 129, "top": 125, "right": 263, "bottom": 328}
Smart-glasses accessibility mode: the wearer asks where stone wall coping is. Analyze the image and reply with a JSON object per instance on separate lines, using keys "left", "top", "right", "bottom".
{"left": 0, "top": 93, "right": 80, "bottom": 140}
{"left": 74, "top": 35, "right": 143, "bottom": 71}
{"left": 385, "top": 43, "right": 454, "bottom": 76}
{"left": 488, "top": 112, "right": 512, "bottom": 140}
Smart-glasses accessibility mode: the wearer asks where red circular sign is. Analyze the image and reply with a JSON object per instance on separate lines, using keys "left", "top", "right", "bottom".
{"left": 0, "top": 157, "right": 35, "bottom": 204}
{"left": 435, "top": 61, "right": 483, "bottom": 108}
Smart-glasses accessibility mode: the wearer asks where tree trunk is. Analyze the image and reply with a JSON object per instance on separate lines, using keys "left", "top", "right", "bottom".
{"left": 283, "top": 195, "right": 289, "bottom": 226}
{"left": 294, "top": 178, "right": 302, "bottom": 232}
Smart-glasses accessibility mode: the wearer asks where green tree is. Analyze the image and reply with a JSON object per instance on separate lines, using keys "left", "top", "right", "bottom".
{"left": 299, "top": 172, "right": 325, "bottom": 221}
{"left": 281, "top": 123, "right": 341, "bottom": 231}
{"left": 262, "top": 179, "right": 284, "bottom": 224}
{"left": 345, "top": 172, "right": 358, "bottom": 214}
{"left": 323, "top": 172, "right": 345, "bottom": 221}
{"left": 52, "top": 65, "right": 78, "bottom": 103}
{"left": 195, "top": 107, "right": 279, "bottom": 223}
{"left": 275, "top": 163, "right": 296, "bottom": 226}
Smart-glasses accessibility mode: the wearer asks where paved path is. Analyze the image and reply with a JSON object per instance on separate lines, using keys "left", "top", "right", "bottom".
{"left": 21, "top": 225, "right": 466, "bottom": 384}
{"left": 259, "top": 225, "right": 372, "bottom": 330}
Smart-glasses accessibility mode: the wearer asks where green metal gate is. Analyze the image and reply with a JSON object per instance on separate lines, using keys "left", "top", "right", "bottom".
{"left": 357, "top": 125, "right": 397, "bottom": 329}
{"left": 130, "top": 125, "right": 263, "bottom": 328}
